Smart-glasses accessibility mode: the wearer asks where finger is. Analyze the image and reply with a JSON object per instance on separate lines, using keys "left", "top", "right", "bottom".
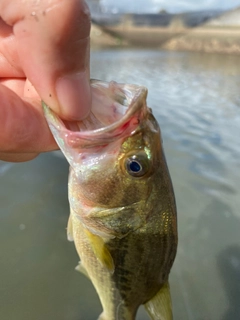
{"left": 0, "top": 83, "right": 57, "bottom": 154}
{"left": 0, "top": 18, "right": 24, "bottom": 77}
{"left": 0, "top": 77, "right": 40, "bottom": 101}
{"left": 0, "top": 152, "right": 39, "bottom": 162}
{"left": 0, "top": 0, "right": 91, "bottom": 120}
{"left": 0, "top": 78, "right": 25, "bottom": 96}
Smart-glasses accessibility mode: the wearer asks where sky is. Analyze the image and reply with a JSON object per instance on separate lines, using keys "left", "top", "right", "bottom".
{"left": 100, "top": 0, "right": 240, "bottom": 13}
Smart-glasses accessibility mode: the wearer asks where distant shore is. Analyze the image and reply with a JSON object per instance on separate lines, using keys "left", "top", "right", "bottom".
{"left": 90, "top": 24, "right": 128, "bottom": 48}
{"left": 163, "top": 26, "right": 240, "bottom": 54}
{"left": 90, "top": 23, "right": 240, "bottom": 55}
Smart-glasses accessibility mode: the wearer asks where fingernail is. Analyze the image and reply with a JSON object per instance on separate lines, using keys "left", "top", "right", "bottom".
{"left": 55, "top": 72, "right": 91, "bottom": 120}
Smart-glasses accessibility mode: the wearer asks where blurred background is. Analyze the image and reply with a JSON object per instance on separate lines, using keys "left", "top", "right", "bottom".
{"left": 1, "top": 1, "right": 240, "bottom": 319}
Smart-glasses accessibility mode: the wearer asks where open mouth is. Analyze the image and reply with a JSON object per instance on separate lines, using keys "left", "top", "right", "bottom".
{"left": 43, "top": 80, "right": 148, "bottom": 149}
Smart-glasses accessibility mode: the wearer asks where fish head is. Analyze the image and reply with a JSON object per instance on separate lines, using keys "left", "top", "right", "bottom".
{"left": 43, "top": 80, "right": 166, "bottom": 237}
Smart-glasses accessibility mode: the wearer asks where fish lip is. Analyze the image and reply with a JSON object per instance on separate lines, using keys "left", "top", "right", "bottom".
{"left": 43, "top": 80, "right": 148, "bottom": 148}
{"left": 82, "top": 80, "right": 148, "bottom": 137}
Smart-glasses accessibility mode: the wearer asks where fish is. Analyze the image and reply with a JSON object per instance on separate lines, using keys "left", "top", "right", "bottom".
{"left": 43, "top": 80, "right": 178, "bottom": 320}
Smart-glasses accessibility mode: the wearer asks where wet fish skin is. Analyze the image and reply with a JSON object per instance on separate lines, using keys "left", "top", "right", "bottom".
{"left": 43, "top": 80, "right": 177, "bottom": 320}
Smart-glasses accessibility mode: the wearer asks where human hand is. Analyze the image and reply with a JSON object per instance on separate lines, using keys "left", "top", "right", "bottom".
{"left": 0, "top": 0, "right": 91, "bottom": 162}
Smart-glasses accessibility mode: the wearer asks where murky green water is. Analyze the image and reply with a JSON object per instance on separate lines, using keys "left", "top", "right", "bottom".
{"left": 1, "top": 49, "right": 240, "bottom": 320}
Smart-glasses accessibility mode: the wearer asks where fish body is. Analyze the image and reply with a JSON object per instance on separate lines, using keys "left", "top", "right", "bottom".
{"left": 43, "top": 80, "right": 177, "bottom": 320}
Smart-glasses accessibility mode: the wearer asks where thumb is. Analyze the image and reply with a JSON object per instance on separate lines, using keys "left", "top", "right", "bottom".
{"left": 1, "top": 0, "right": 91, "bottom": 120}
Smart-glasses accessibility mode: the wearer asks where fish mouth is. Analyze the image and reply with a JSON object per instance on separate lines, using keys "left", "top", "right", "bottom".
{"left": 43, "top": 80, "right": 148, "bottom": 150}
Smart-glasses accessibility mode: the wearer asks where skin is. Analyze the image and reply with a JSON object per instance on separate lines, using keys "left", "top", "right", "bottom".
{"left": 0, "top": 0, "right": 91, "bottom": 162}
{"left": 68, "top": 116, "right": 177, "bottom": 319}
{"left": 44, "top": 81, "right": 177, "bottom": 319}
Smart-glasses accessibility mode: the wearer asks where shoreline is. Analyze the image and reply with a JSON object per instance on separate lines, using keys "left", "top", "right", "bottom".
{"left": 90, "top": 24, "right": 240, "bottom": 55}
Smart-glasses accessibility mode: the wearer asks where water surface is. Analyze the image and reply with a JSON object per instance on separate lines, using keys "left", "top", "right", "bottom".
{"left": 1, "top": 49, "right": 240, "bottom": 320}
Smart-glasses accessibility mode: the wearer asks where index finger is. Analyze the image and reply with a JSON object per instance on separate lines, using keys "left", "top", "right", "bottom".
{"left": 0, "top": 0, "right": 91, "bottom": 120}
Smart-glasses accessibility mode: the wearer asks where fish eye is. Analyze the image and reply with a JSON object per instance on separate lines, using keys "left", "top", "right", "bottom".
{"left": 125, "top": 152, "right": 150, "bottom": 177}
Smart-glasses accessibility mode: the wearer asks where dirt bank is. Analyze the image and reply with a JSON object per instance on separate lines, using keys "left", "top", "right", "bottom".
{"left": 163, "top": 27, "right": 240, "bottom": 54}
{"left": 90, "top": 22, "right": 240, "bottom": 55}
{"left": 90, "top": 23, "right": 127, "bottom": 48}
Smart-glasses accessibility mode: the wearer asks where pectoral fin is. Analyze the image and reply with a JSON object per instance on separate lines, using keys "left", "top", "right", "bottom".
{"left": 144, "top": 281, "right": 173, "bottom": 320}
{"left": 75, "top": 261, "right": 89, "bottom": 279}
{"left": 67, "top": 214, "right": 74, "bottom": 241}
{"left": 84, "top": 228, "right": 114, "bottom": 273}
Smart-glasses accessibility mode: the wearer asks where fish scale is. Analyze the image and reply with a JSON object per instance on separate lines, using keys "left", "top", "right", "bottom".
{"left": 43, "top": 80, "right": 177, "bottom": 320}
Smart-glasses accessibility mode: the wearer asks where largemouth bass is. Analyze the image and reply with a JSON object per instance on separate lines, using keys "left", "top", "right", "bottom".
{"left": 43, "top": 80, "right": 178, "bottom": 320}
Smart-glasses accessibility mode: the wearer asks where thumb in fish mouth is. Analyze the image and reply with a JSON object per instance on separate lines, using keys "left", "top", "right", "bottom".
{"left": 42, "top": 80, "right": 148, "bottom": 169}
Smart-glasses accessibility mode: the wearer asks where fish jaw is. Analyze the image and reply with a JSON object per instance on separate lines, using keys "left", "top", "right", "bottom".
{"left": 43, "top": 79, "right": 151, "bottom": 205}
{"left": 42, "top": 80, "right": 148, "bottom": 171}
{"left": 43, "top": 79, "right": 156, "bottom": 210}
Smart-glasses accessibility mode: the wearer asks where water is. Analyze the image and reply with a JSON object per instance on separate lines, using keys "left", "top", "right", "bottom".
{"left": 1, "top": 49, "right": 240, "bottom": 320}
